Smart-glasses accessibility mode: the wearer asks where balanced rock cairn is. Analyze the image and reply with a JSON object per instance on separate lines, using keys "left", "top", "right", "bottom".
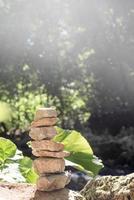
{"left": 29, "top": 107, "right": 71, "bottom": 192}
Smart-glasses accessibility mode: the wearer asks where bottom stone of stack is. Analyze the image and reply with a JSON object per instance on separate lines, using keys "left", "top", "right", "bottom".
{"left": 33, "top": 188, "right": 84, "bottom": 200}
{"left": 36, "top": 172, "right": 71, "bottom": 191}
{"left": 33, "top": 158, "right": 65, "bottom": 174}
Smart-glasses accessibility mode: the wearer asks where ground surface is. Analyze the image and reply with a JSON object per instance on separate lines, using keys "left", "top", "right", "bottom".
{"left": 0, "top": 182, "right": 83, "bottom": 200}
{"left": 0, "top": 182, "right": 35, "bottom": 200}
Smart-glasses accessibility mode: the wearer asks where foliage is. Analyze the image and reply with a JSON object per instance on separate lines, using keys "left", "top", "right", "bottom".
{"left": 0, "top": 0, "right": 133, "bottom": 180}
{"left": 0, "top": 149, "right": 25, "bottom": 183}
{"left": 0, "top": 137, "right": 36, "bottom": 183}
{"left": 0, "top": 137, "right": 16, "bottom": 170}
{"left": 9, "top": 85, "right": 47, "bottom": 129}
{"left": 53, "top": 127, "right": 103, "bottom": 176}
{"left": 0, "top": 0, "right": 134, "bottom": 132}
{"left": 0, "top": 84, "right": 48, "bottom": 129}
{"left": 19, "top": 157, "right": 38, "bottom": 183}
{"left": 55, "top": 85, "right": 91, "bottom": 129}
{"left": 0, "top": 102, "right": 12, "bottom": 123}
{"left": 0, "top": 81, "right": 91, "bottom": 130}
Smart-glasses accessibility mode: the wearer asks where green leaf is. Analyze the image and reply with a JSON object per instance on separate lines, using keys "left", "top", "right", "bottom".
{"left": 54, "top": 127, "right": 93, "bottom": 154}
{"left": 0, "top": 137, "right": 16, "bottom": 168}
{"left": 65, "top": 159, "right": 94, "bottom": 176}
{"left": 19, "top": 157, "right": 38, "bottom": 183}
{"left": 66, "top": 152, "right": 103, "bottom": 176}
{"left": 53, "top": 127, "right": 103, "bottom": 176}
{"left": 0, "top": 102, "right": 12, "bottom": 122}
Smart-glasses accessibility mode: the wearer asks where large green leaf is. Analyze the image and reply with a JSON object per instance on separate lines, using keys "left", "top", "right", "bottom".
{"left": 54, "top": 127, "right": 93, "bottom": 154}
{"left": 53, "top": 127, "right": 103, "bottom": 176}
{"left": 19, "top": 157, "right": 38, "bottom": 183}
{"left": 0, "top": 137, "right": 16, "bottom": 169}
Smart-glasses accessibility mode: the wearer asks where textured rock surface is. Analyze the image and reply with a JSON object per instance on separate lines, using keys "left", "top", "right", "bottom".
{"left": 36, "top": 172, "right": 71, "bottom": 191}
{"left": 33, "top": 158, "right": 65, "bottom": 174}
{"left": 31, "top": 140, "right": 64, "bottom": 152}
{"left": 80, "top": 173, "right": 134, "bottom": 200}
{"left": 31, "top": 118, "right": 57, "bottom": 127}
{"left": 32, "top": 149, "right": 70, "bottom": 158}
{"left": 29, "top": 127, "right": 57, "bottom": 140}
{"left": 34, "top": 108, "right": 57, "bottom": 120}
{"left": 0, "top": 182, "right": 84, "bottom": 200}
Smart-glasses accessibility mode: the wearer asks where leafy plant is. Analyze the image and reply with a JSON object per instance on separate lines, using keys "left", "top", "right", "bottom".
{"left": 0, "top": 137, "right": 16, "bottom": 170}
{"left": 19, "top": 157, "right": 38, "bottom": 183}
{"left": 9, "top": 84, "right": 48, "bottom": 129}
{"left": 0, "top": 102, "right": 12, "bottom": 123}
{"left": 53, "top": 127, "right": 103, "bottom": 176}
{"left": 0, "top": 81, "right": 92, "bottom": 130}
{"left": 58, "top": 86, "right": 91, "bottom": 129}
{"left": 0, "top": 137, "right": 37, "bottom": 183}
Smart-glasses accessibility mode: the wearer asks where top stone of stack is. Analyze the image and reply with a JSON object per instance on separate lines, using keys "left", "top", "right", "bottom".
{"left": 34, "top": 107, "right": 57, "bottom": 120}
{"left": 31, "top": 107, "right": 57, "bottom": 128}
{"left": 30, "top": 107, "right": 57, "bottom": 140}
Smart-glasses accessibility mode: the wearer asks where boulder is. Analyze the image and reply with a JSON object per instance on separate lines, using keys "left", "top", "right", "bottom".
{"left": 36, "top": 172, "right": 71, "bottom": 191}
{"left": 80, "top": 173, "right": 134, "bottom": 200}
{"left": 34, "top": 108, "right": 57, "bottom": 120}
{"left": 31, "top": 140, "right": 64, "bottom": 152}
{"left": 29, "top": 127, "right": 57, "bottom": 140}
{"left": 32, "top": 149, "right": 70, "bottom": 158}
{"left": 33, "top": 158, "right": 65, "bottom": 174}
{"left": 31, "top": 118, "right": 57, "bottom": 127}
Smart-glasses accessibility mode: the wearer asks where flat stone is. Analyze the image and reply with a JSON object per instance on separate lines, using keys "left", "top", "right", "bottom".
{"left": 32, "top": 149, "right": 70, "bottom": 158}
{"left": 36, "top": 172, "right": 71, "bottom": 191}
{"left": 34, "top": 108, "right": 57, "bottom": 120}
{"left": 31, "top": 118, "right": 57, "bottom": 127}
{"left": 31, "top": 140, "right": 64, "bottom": 152}
{"left": 33, "top": 188, "right": 85, "bottom": 200}
{"left": 29, "top": 127, "right": 57, "bottom": 140}
{"left": 33, "top": 158, "right": 65, "bottom": 174}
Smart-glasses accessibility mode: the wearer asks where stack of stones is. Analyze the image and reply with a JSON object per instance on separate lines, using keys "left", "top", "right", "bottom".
{"left": 29, "top": 107, "right": 71, "bottom": 192}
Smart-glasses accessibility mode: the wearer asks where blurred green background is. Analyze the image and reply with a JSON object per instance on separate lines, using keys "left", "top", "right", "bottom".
{"left": 0, "top": 0, "right": 134, "bottom": 176}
